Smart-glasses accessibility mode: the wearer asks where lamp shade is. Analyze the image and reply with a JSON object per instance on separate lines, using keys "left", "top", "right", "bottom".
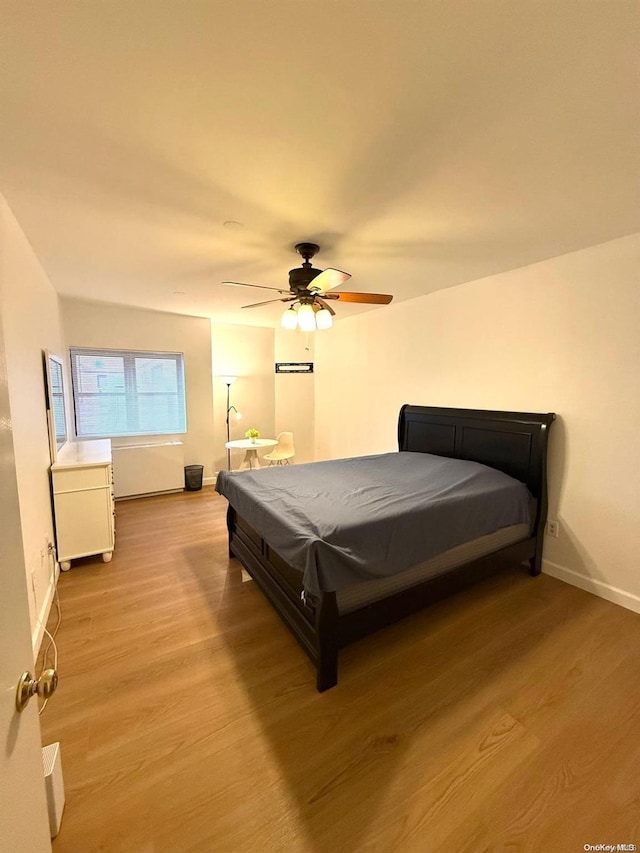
{"left": 220, "top": 375, "right": 237, "bottom": 385}
{"left": 315, "top": 308, "right": 333, "bottom": 330}
{"left": 297, "top": 303, "right": 316, "bottom": 332}
{"left": 281, "top": 307, "right": 298, "bottom": 330}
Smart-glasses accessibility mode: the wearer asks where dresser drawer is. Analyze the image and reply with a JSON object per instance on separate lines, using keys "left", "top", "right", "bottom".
{"left": 55, "top": 488, "right": 114, "bottom": 559}
{"left": 53, "top": 464, "right": 111, "bottom": 493}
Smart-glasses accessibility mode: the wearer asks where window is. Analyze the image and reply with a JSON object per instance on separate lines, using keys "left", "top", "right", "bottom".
{"left": 70, "top": 348, "right": 186, "bottom": 438}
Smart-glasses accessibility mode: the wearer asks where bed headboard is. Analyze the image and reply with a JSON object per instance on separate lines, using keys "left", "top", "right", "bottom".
{"left": 398, "top": 405, "right": 555, "bottom": 502}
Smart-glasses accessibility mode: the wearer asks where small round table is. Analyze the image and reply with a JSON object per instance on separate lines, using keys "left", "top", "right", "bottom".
{"left": 225, "top": 438, "right": 278, "bottom": 471}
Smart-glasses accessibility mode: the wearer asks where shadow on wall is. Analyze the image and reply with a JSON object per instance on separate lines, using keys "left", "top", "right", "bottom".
{"left": 542, "top": 415, "right": 639, "bottom": 611}
{"left": 214, "top": 372, "right": 276, "bottom": 474}
{"left": 545, "top": 413, "right": 566, "bottom": 527}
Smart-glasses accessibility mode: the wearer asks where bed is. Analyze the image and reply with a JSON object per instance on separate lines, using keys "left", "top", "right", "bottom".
{"left": 216, "top": 405, "right": 555, "bottom": 691}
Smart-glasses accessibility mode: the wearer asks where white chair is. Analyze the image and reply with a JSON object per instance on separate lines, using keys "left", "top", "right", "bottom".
{"left": 263, "top": 431, "right": 295, "bottom": 466}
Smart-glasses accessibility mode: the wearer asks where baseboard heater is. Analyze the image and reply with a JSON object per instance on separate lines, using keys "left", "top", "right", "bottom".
{"left": 112, "top": 441, "right": 185, "bottom": 498}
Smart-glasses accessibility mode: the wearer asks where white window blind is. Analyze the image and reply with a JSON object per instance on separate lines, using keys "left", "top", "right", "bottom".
{"left": 70, "top": 348, "right": 186, "bottom": 438}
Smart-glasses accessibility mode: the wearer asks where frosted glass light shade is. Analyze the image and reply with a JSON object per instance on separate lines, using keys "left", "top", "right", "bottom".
{"left": 297, "top": 303, "right": 316, "bottom": 332}
{"left": 315, "top": 308, "right": 333, "bottom": 330}
{"left": 281, "top": 307, "right": 298, "bottom": 329}
{"left": 220, "top": 375, "right": 237, "bottom": 385}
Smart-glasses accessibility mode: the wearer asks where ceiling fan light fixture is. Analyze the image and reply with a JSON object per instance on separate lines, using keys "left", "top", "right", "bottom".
{"left": 297, "top": 303, "right": 316, "bottom": 332}
{"left": 315, "top": 307, "right": 333, "bottom": 330}
{"left": 281, "top": 306, "right": 298, "bottom": 330}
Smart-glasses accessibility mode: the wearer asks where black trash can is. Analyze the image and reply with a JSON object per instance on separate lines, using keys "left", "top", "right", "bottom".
{"left": 184, "top": 464, "right": 204, "bottom": 491}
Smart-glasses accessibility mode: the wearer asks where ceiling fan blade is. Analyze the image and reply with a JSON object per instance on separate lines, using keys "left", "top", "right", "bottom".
{"left": 322, "top": 291, "right": 394, "bottom": 304}
{"left": 223, "top": 281, "right": 289, "bottom": 294}
{"left": 309, "top": 268, "right": 351, "bottom": 294}
{"left": 314, "top": 296, "right": 335, "bottom": 316}
{"left": 242, "top": 296, "right": 296, "bottom": 309}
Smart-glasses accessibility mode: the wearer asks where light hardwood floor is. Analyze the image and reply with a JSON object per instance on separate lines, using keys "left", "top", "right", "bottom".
{"left": 40, "top": 487, "right": 640, "bottom": 853}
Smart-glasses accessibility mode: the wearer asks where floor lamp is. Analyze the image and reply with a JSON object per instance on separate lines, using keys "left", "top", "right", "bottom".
{"left": 221, "top": 376, "right": 238, "bottom": 470}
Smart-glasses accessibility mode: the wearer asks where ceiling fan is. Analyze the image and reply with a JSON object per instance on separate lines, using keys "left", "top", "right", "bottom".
{"left": 222, "top": 242, "right": 393, "bottom": 331}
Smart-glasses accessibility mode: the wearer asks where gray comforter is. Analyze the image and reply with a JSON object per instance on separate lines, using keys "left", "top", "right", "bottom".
{"left": 216, "top": 452, "right": 531, "bottom": 596}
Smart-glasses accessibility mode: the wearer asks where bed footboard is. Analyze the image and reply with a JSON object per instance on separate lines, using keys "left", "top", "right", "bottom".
{"left": 227, "top": 505, "right": 340, "bottom": 690}
{"left": 227, "top": 505, "right": 539, "bottom": 691}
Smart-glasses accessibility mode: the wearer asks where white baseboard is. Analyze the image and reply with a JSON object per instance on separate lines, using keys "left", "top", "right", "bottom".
{"left": 32, "top": 562, "right": 60, "bottom": 655}
{"left": 117, "top": 488, "right": 183, "bottom": 501}
{"left": 543, "top": 559, "right": 640, "bottom": 615}
{"left": 203, "top": 475, "right": 217, "bottom": 486}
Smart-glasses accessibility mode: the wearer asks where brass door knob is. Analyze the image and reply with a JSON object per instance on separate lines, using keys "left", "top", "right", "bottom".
{"left": 15, "top": 669, "right": 58, "bottom": 713}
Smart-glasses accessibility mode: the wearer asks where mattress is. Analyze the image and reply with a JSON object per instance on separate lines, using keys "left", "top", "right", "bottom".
{"left": 217, "top": 451, "right": 532, "bottom": 596}
{"left": 335, "top": 522, "right": 530, "bottom": 614}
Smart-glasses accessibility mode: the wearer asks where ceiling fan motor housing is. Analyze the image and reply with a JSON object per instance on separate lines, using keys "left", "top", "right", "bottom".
{"left": 289, "top": 265, "right": 322, "bottom": 293}
{"left": 289, "top": 242, "right": 323, "bottom": 295}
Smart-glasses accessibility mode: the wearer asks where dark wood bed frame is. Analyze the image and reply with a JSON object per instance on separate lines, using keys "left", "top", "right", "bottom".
{"left": 225, "top": 405, "right": 555, "bottom": 691}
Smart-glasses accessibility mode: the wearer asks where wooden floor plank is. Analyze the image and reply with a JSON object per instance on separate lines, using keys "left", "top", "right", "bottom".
{"left": 39, "top": 487, "right": 640, "bottom": 852}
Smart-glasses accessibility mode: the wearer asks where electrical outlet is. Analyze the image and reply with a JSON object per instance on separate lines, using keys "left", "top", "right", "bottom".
{"left": 43, "top": 536, "right": 57, "bottom": 580}
{"left": 547, "top": 519, "right": 560, "bottom": 538}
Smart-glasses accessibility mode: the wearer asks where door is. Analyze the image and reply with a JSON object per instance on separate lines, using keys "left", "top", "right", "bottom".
{"left": 0, "top": 310, "right": 51, "bottom": 851}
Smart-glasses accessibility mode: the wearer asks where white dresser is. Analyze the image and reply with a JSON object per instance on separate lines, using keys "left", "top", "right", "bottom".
{"left": 51, "top": 439, "right": 115, "bottom": 571}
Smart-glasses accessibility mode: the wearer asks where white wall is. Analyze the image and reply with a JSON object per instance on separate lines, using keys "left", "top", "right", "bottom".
{"left": 211, "top": 323, "right": 275, "bottom": 473}
{"left": 0, "top": 195, "right": 67, "bottom": 651}
{"left": 315, "top": 233, "right": 640, "bottom": 612}
{"left": 62, "top": 298, "right": 216, "bottom": 482}
{"left": 143, "top": 317, "right": 315, "bottom": 473}
{"left": 210, "top": 324, "right": 316, "bottom": 469}
{"left": 274, "top": 329, "right": 315, "bottom": 464}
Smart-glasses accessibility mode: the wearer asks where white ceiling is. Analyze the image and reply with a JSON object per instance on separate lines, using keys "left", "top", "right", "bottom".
{"left": 1, "top": 1, "right": 638, "bottom": 327}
